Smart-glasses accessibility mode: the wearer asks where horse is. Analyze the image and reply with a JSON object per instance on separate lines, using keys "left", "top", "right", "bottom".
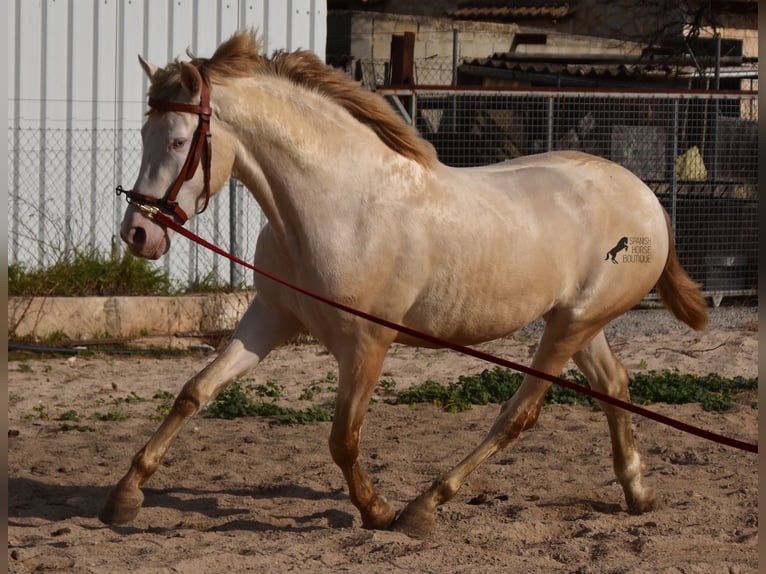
{"left": 102, "top": 31, "right": 707, "bottom": 538}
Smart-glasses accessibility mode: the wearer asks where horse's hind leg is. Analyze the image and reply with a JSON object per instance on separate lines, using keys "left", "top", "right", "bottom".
{"left": 99, "top": 296, "right": 301, "bottom": 525}
{"left": 393, "top": 311, "right": 596, "bottom": 538}
{"left": 573, "top": 330, "right": 657, "bottom": 513}
{"left": 329, "top": 333, "right": 397, "bottom": 529}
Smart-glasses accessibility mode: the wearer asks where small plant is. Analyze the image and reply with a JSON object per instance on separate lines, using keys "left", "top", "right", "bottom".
{"left": 251, "top": 381, "right": 285, "bottom": 402}
{"left": 56, "top": 410, "right": 80, "bottom": 421}
{"left": 91, "top": 411, "right": 129, "bottom": 422}
{"left": 153, "top": 390, "right": 175, "bottom": 417}
{"left": 204, "top": 384, "right": 255, "bottom": 419}
{"left": 59, "top": 423, "right": 96, "bottom": 432}
{"left": 27, "top": 404, "right": 49, "bottom": 420}
{"left": 183, "top": 272, "right": 237, "bottom": 294}
{"left": 55, "top": 410, "right": 96, "bottom": 431}
{"left": 299, "top": 380, "right": 323, "bottom": 401}
{"left": 9, "top": 249, "right": 171, "bottom": 296}
{"left": 203, "top": 382, "right": 332, "bottom": 424}
{"left": 43, "top": 330, "right": 70, "bottom": 345}
{"left": 109, "top": 392, "right": 144, "bottom": 405}
{"left": 18, "top": 363, "right": 32, "bottom": 373}
{"left": 377, "top": 378, "right": 398, "bottom": 396}
{"left": 390, "top": 368, "right": 758, "bottom": 414}
{"left": 315, "top": 371, "right": 338, "bottom": 393}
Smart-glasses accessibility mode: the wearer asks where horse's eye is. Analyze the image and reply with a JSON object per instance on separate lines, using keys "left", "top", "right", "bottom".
{"left": 171, "top": 138, "right": 187, "bottom": 151}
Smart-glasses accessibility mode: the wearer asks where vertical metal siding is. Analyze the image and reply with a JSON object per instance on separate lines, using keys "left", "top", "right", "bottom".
{"left": 10, "top": 0, "right": 327, "bottom": 131}
{"left": 9, "top": 0, "right": 326, "bottom": 281}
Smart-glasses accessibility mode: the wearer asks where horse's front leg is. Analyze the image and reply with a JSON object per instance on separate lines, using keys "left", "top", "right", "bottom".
{"left": 329, "top": 335, "right": 396, "bottom": 530}
{"left": 99, "top": 296, "right": 301, "bottom": 525}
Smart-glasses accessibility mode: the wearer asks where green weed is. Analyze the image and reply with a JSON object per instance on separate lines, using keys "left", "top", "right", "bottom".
{"left": 251, "top": 381, "right": 285, "bottom": 402}
{"left": 183, "top": 272, "right": 238, "bottom": 294}
{"left": 108, "top": 392, "right": 144, "bottom": 405}
{"left": 153, "top": 390, "right": 175, "bottom": 417}
{"left": 26, "top": 404, "right": 49, "bottom": 420}
{"left": 203, "top": 383, "right": 332, "bottom": 424}
{"left": 56, "top": 409, "right": 80, "bottom": 421}
{"left": 299, "top": 380, "right": 324, "bottom": 401}
{"left": 390, "top": 368, "right": 757, "bottom": 413}
{"left": 59, "top": 423, "right": 96, "bottom": 432}
{"left": 9, "top": 250, "right": 171, "bottom": 296}
{"left": 91, "top": 411, "right": 129, "bottom": 422}
{"left": 377, "top": 378, "right": 398, "bottom": 396}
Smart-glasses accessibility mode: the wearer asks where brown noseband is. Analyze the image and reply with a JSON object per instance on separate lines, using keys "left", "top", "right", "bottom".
{"left": 116, "top": 72, "right": 212, "bottom": 224}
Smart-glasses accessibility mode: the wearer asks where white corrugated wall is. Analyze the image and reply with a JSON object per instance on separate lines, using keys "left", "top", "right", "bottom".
{"left": 10, "top": 0, "right": 326, "bottom": 129}
{"left": 8, "top": 0, "right": 326, "bottom": 286}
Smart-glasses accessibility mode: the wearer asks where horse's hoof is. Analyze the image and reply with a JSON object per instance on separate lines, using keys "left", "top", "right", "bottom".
{"left": 360, "top": 496, "right": 397, "bottom": 530}
{"left": 99, "top": 486, "right": 144, "bottom": 525}
{"left": 626, "top": 488, "right": 658, "bottom": 515}
{"left": 391, "top": 502, "right": 435, "bottom": 539}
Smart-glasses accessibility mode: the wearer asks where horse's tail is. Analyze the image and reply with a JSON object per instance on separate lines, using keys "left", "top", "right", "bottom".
{"left": 655, "top": 212, "right": 708, "bottom": 331}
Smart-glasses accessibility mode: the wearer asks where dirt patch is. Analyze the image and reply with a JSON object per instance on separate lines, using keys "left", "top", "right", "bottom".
{"left": 8, "top": 307, "right": 758, "bottom": 573}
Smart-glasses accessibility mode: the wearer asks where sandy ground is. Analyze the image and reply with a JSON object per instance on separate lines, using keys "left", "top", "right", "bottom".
{"left": 8, "top": 305, "right": 758, "bottom": 573}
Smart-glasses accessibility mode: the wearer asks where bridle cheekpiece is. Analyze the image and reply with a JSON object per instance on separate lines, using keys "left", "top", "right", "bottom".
{"left": 116, "top": 71, "right": 212, "bottom": 224}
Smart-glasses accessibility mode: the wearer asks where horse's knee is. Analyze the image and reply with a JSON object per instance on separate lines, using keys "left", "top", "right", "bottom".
{"left": 172, "top": 393, "right": 201, "bottom": 418}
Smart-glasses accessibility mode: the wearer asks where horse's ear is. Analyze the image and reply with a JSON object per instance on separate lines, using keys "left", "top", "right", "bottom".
{"left": 138, "top": 55, "right": 159, "bottom": 79}
{"left": 178, "top": 62, "right": 202, "bottom": 97}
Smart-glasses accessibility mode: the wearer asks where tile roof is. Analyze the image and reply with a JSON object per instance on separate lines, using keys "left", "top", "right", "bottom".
{"left": 448, "top": 1, "right": 570, "bottom": 20}
{"left": 461, "top": 56, "right": 682, "bottom": 80}
{"left": 460, "top": 53, "right": 758, "bottom": 85}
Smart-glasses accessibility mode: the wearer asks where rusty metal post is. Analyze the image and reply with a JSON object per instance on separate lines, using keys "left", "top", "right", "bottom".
{"left": 390, "top": 31, "right": 415, "bottom": 85}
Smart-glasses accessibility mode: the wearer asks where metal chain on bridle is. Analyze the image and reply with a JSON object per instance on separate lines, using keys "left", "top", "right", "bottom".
{"left": 116, "top": 71, "right": 213, "bottom": 224}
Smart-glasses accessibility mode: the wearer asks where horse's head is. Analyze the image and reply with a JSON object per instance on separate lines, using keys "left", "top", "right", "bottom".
{"left": 119, "top": 56, "right": 232, "bottom": 259}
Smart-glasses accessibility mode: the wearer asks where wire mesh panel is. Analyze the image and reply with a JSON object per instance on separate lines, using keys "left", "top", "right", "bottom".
{"left": 8, "top": 88, "right": 757, "bottom": 301}
{"left": 8, "top": 126, "right": 266, "bottom": 289}
{"left": 381, "top": 87, "right": 757, "bottom": 302}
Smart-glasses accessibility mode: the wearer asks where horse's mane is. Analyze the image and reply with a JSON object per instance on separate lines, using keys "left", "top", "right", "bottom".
{"left": 149, "top": 31, "right": 437, "bottom": 168}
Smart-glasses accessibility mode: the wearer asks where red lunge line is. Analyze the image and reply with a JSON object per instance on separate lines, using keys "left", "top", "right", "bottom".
{"left": 153, "top": 210, "right": 758, "bottom": 454}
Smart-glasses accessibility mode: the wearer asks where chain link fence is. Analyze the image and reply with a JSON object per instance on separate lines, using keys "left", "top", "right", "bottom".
{"left": 8, "top": 127, "right": 265, "bottom": 289}
{"left": 356, "top": 56, "right": 455, "bottom": 88}
{"left": 9, "top": 88, "right": 758, "bottom": 303}
{"left": 378, "top": 87, "right": 758, "bottom": 304}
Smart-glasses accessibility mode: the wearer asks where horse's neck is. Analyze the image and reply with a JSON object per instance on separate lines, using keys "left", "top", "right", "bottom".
{"left": 220, "top": 77, "right": 418, "bottom": 245}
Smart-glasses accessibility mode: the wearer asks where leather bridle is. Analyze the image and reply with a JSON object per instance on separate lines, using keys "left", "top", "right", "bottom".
{"left": 116, "top": 71, "right": 212, "bottom": 224}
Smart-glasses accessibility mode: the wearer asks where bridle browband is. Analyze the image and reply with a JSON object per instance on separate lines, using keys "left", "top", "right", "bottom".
{"left": 116, "top": 71, "right": 212, "bottom": 224}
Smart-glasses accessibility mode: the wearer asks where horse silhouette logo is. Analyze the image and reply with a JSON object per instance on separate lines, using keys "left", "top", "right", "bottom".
{"left": 605, "top": 237, "right": 629, "bottom": 264}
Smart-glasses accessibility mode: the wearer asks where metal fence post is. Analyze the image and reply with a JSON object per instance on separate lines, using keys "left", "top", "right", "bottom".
{"left": 451, "top": 29, "right": 459, "bottom": 85}
{"left": 188, "top": 217, "right": 198, "bottom": 287}
{"left": 546, "top": 96, "right": 554, "bottom": 152}
{"left": 229, "top": 179, "right": 244, "bottom": 287}
{"left": 11, "top": 129, "right": 20, "bottom": 263}
{"left": 671, "top": 99, "right": 679, "bottom": 231}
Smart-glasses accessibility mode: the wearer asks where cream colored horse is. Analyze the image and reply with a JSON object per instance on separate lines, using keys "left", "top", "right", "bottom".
{"left": 102, "top": 32, "right": 707, "bottom": 538}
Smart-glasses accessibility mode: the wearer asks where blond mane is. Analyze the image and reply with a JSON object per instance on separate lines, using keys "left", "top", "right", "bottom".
{"left": 150, "top": 31, "right": 437, "bottom": 168}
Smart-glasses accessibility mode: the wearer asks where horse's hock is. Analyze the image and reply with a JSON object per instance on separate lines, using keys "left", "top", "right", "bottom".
{"left": 8, "top": 292, "right": 256, "bottom": 340}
